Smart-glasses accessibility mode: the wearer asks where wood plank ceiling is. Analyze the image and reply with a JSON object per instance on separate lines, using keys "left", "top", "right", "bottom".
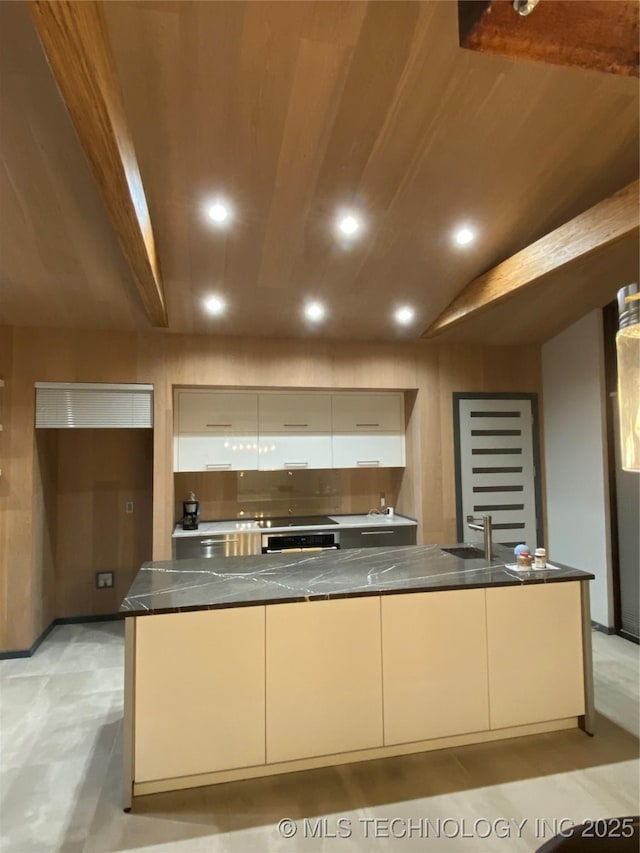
{"left": 1, "top": 0, "right": 638, "bottom": 340}
{"left": 0, "top": 1, "right": 148, "bottom": 330}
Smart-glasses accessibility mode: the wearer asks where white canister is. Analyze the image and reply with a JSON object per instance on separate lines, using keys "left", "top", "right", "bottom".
{"left": 386, "top": 507, "right": 394, "bottom": 518}
{"left": 534, "top": 548, "right": 547, "bottom": 569}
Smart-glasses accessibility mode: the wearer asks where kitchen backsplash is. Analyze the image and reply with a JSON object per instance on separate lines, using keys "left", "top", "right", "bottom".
{"left": 174, "top": 468, "right": 402, "bottom": 522}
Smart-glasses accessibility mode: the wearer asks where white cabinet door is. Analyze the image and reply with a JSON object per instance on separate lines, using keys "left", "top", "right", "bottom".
{"left": 259, "top": 393, "right": 332, "bottom": 433}
{"left": 266, "top": 597, "right": 383, "bottom": 763}
{"left": 176, "top": 391, "right": 258, "bottom": 435}
{"left": 175, "top": 435, "right": 259, "bottom": 471}
{"left": 486, "top": 582, "right": 585, "bottom": 729}
{"left": 381, "top": 590, "right": 489, "bottom": 745}
{"left": 332, "top": 392, "right": 404, "bottom": 433}
{"left": 134, "top": 608, "right": 266, "bottom": 782}
{"left": 331, "top": 434, "right": 405, "bottom": 468}
{"left": 258, "top": 435, "right": 332, "bottom": 470}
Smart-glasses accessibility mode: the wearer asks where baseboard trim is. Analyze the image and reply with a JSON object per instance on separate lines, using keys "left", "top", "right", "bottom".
{"left": 0, "top": 613, "right": 123, "bottom": 659}
{"left": 55, "top": 613, "right": 122, "bottom": 626}
{"left": 591, "top": 620, "right": 615, "bottom": 635}
{"left": 133, "top": 718, "right": 579, "bottom": 797}
{"left": 619, "top": 629, "right": 640, "bottom": 645}
{"left": 0, "top": 620, "right": 57, "bottom": 660}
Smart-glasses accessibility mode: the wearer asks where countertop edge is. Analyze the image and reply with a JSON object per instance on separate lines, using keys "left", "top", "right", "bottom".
{"left": 120, "top": 562, "right": 595, "bottom": 617}
{"left": 172, "top": 513, "right": 418, "bottom": 538}
{"left": 121, "top": 575, "right": 596, "bottom": 617}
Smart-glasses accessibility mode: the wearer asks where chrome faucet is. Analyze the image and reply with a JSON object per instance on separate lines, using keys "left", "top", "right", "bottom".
{"left": 466, "top": 514, "right": 493, "bottom": 561}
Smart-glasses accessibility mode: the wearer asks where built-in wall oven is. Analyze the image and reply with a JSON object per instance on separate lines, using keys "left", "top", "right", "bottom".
{"left": 261, "top": 531, "right": 340, "bottom": 554}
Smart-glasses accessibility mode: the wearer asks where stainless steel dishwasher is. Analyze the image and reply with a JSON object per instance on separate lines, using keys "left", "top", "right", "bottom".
{"left": 173, "top": 532, "right": 261, "bottom": 560}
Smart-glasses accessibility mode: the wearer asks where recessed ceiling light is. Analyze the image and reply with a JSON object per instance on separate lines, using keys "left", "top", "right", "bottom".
{"left": 394, "top": 305, "right": 415, "bottom": 326}
{"left": 206, "top": 199, "right": 232, "bottom": 226}
{"left": 453, "top": 226, "right": 476, "bottom": 246}
{"left": 204, "top": 294, "right": 226, "bottom": 315}
{"left": 336, "top": 212, "right": 362, "bottom": 238}
{"left": 304, "top": 301, "right": 326, "bottom": 322}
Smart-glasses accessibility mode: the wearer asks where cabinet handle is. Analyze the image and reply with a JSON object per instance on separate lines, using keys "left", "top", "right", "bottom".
{"left": 283, "top": 423, "right": 308, "bottom": 428}
{"left": 357, "top": 460, "right": 380, "bottom": 466}
{"left": 361, "top": 530, "right": 395, "bottom": 536}
{"left": 284, "top": 462, "right": 309, "bottom": 468}
{"left": 205, "top": 463, "right": 232, "bottom": 470}
{"left": 356, "top": 423, "right": 379, "bottom": 427}
{"left": 201, "top": 538, "right": 239, "bottom": 545}
{"left": 205, "top": 423, "right": 232, "bottom": 428}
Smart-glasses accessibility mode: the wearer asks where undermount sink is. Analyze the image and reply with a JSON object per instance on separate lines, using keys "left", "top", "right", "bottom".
{"left": 441, "top": 546, "right": 486, "bottom": 560}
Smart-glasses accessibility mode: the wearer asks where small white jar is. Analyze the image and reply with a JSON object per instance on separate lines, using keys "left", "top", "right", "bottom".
{"left": 534, "top": 548, "right": 547, "bottom": 569}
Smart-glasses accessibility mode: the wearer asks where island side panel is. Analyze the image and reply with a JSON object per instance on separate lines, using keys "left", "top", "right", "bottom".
{"left": 265, "top": 597, "right": 384, "bottom": 764}
{"left": 381, "top": 588, "right": 490, "bottom": 745}
{"left": 485, "top": 581, "right": 585, "bottom": 730}
{"left": 579, "top": 579, "right": 596, "bottom": 735}
{"left": 123, "top": 616, "right": 135, "bottom": 811}
{"left": 133, "top": 607, "right": 266, "bottom": 783}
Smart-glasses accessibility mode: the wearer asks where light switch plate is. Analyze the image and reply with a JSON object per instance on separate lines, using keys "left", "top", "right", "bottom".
{"left": 96, "top": 571, "right": 114, "bottom": 589}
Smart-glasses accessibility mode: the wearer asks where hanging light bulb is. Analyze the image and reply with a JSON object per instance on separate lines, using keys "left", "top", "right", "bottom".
{"left": 513, "top": 0, "right": 541, "bottom": 15}
{"left": 616, "top": 283, "right": 640, "bottom": 472}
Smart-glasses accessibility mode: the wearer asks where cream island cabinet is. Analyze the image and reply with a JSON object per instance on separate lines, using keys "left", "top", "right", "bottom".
{"left": 173, "top": 389, "right": 405, "bottom": 472}
{"left": 121, "top": 545, "right": 594, "bottom": 806}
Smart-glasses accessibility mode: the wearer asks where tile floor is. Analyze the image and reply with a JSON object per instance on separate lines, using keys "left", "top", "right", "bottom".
{"left": 0, "top": 622, "right": 638, "bottom": 853}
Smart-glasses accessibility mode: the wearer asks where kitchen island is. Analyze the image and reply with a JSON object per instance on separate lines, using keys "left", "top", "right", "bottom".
{"left": 120, "top": 545, "right": 594, "bottom": 807}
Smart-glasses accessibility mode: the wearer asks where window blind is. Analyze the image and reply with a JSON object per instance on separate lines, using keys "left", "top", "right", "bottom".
{"left": 35, "top": 383, "right": 153, "bottom": 429}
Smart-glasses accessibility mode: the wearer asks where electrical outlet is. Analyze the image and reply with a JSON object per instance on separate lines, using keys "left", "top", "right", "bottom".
{"left": 379, "top": 492, "right": 386, "bottom": 508}
{"left": 96, "top": 572, "right": 114, "bottom": 589}
{"left": 125, "top": 501, "right": 134, "bottom": 513}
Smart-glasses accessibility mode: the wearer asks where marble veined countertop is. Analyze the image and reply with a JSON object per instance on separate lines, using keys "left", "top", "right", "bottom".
{"left": 172, "top": 513, "right": 418, "bottom": 538}
{"left": 120, "top": 544, "right": 593, "bottom": 617}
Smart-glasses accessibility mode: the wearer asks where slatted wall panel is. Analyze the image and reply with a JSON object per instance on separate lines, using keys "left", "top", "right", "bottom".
{"left": 457, "top": 398, "right": 539, "bottom": 549}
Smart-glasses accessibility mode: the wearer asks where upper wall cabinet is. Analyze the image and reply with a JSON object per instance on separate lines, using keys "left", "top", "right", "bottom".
{"left": 331, "top": 392, "right": 405, "bottom": 469}
{"left": 174, "top": 391, "right": 259, "bottom": 472}
{"left": 257, "top": 393, "right": 333, "bottom": 471}
{"left": 174, "top": 389, "right": 405, "bottom": 472}
{"left": 331, "top": 393, "right": 404, "bottom": 433}
{"left": 258, "top": 393, "right": 332, "bottom": 433}
{"left": 176, "top": 391, "right": 258, "bottom": 435}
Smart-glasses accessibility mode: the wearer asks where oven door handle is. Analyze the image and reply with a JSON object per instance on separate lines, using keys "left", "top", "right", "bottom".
{"left": 265, "top": 545, "right": 339, "bottom": 553}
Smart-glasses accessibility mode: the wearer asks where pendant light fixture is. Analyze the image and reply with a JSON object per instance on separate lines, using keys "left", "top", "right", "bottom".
{"left": 616, "top": 283, "right": 640, "bottom": 472}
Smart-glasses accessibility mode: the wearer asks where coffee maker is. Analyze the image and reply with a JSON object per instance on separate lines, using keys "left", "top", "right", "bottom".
{"left": 182, "top": 492, "right": 200, "bottom": 530}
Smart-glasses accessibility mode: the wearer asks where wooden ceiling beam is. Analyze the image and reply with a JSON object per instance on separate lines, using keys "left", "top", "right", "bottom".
{"left": 422, "top": 180, "right": 640, "bottom": 340}
{"left": 459, "top": 0, "right": 639, "bottom": 78}
{"left": 28, "top": 0, "right": 168, "bottom": 327}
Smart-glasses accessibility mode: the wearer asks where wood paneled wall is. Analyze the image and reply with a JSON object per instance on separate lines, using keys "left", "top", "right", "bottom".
{"left": 55, "top": 429, "right": 153, "bottom": 619}
{"left": 32, "top": 430, "right": 58, "bottom": 635}
{"left": 0, "top": 325, "right": 542, "bottom": 651}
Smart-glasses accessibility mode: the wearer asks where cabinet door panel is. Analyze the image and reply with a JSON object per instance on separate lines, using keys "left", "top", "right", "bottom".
{"left": 339, "top": 526, "right": 416, "bottom": 549}
{"left": 332, "top": 434, "right": 405, "bottom": 468}
{"left": 176, "top": 391, "right": 258, "bottom": 435}
{"left": 486, "top": 582, "right": 585, "bottom": 729}
{"left": 332, "top": 393, "right": 404, "bottom": 432}
{"left": 258, "top": 435, "right": 332, "bottom": 470}
{"left": 382, "top": 590, "right": 489, "bottom": 745}
{"left": 134, "top": 608, "right": 265, "bottom": 782}
{"left": 266, "top": 598, "right": 383, "bottom": 763}
{"left": 259, "top": 393, "right": 332, "bottom": 433}
{"left": 175, "top": 435, "right": 259, "bottom": 471}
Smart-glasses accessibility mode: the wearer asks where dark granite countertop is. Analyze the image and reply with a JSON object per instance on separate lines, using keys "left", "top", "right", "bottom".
{"left": 120, "top": 545, "right": 594, "bottom": 617}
